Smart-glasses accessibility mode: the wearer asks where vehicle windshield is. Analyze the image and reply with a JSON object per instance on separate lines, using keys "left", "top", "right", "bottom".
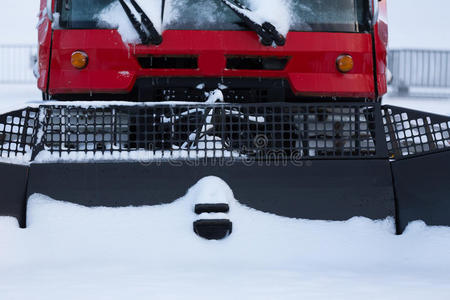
{"left": 58, "top": 0, "right": 369, "bottom": 33}
{"left": 164, "top": 0, "right": 368, "bottom": 32}
{"left": 58, "top": 0, "right": 117, "bottom": 28}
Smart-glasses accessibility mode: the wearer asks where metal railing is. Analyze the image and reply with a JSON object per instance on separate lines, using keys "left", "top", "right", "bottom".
{"left": 388, "top": 49, "right": 450, "bottom": 97}
{"left": 0, "top": 44, "right": 37, "bottom": 84}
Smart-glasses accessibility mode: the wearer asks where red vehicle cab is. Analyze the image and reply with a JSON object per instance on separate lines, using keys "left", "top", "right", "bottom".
{"left": 37, "top": 0, "right": 388, "bottom": 102}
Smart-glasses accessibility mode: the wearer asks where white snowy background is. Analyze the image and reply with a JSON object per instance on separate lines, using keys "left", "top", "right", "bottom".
{"left": 0, "top": 1, "right": 450, "bottom": 299}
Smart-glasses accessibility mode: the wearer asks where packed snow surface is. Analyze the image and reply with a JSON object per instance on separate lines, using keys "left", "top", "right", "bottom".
{"left": 384, "top": 96, "right": 450, "bottom": 116}
{"left": 1, "top": 177, "right": 450, "bottom": 299}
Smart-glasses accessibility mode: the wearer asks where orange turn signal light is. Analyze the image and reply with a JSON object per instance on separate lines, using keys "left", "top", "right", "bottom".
{"left": 71, "top": 51, "right": 89, "bottom": 70}
{"left": 336, "top": 54, "right": 354, "bottom": 73}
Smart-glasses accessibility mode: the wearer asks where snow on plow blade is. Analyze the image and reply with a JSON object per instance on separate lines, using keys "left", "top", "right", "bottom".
{"left": 0, "top": 102, "right": 448, "bottom": 233}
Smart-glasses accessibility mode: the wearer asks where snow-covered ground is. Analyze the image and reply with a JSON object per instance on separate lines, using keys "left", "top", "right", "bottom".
{"left": 383, "top": 96, "right": 450, "bottom": 116}
{"left": 1, "top": 177, "right": 450, "bottom": 300}
{"left": 0, "top": 84, "right": 41, "bottom": 112}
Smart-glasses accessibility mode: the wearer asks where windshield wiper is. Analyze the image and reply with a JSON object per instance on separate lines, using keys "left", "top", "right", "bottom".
{"left": 219, "top": 0, "right": 285, "bottom": 46}
{"left": 118, "top": 0, "right": 162, "bottom": 45}
{"left": 118, "top": 0, "right": 148, "bottom": 44}
{"left": 129, "top": 0, "right": 162, "bottom": 45}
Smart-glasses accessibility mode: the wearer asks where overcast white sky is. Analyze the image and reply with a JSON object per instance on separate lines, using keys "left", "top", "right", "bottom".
{"left": 0, "top": 0, "right": 40, "bottom": 44}
{"left": 0, "top": 0, "right": 449, "bottom": 49}
{"left": 387, "top": 0, "right": 450, "bottom": 49}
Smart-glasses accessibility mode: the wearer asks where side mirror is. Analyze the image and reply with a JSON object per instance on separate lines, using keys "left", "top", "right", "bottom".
{"left": 47, "top": 0, "right": 54, "bottom": 21}
{"left": 369, "top": 0, "right": 380, "bottom": 27}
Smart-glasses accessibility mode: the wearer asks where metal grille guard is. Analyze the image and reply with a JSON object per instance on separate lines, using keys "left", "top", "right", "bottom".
{"left": 0, "top": 102, "right": 388, "bottom": 162}
{"left": 0, "top": 102, "right": 448, "bottom": 162}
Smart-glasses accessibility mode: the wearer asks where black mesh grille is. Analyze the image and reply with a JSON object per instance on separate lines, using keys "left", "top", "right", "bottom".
{"left": 5, "top": 103, "right": 448, "bottom": 162}
{"left": 0, "top": 108, "right": 39, "bottom": 159}
{"left": 0, "top": 103, "right": 383, "bottom": 161}
{"left": 383, "top": 105, "right": 450, "bottom": 159}
{"left": 2, "top": 103, "right": 447, "bottom": 163}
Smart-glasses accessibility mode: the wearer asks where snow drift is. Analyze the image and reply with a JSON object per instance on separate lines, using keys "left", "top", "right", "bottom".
{"left": 1, "top": 176, "right": 450, "bottom": 299}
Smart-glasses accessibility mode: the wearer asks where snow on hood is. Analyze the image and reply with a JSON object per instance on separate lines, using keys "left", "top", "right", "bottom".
{"left": 97, "top": 0, "right": 294, "bottom": 44}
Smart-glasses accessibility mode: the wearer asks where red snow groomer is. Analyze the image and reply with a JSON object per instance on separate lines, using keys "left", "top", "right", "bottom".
{"left": 0, "top": 0, "right": 449, "bottom": 238}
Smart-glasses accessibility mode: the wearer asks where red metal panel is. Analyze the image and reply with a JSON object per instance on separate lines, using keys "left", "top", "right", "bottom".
{"left": 47, "top": 29, "right": 376, "bottom": 98}
{"left": 375, "top": 0, "right": 389, "bottom": 96}
{"left": 37, "top": 0, "right": 54, "bottom": 92}
{"left": 288, "top": 74, "right": 374, "bottom": 98}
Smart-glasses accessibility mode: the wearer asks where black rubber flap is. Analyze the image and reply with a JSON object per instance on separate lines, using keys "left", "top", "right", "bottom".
{"left": 391, "top": 151, "right": 450, "bottom": 233}
{"left": 0, "top": 163, "right": 29, "bottom": 227}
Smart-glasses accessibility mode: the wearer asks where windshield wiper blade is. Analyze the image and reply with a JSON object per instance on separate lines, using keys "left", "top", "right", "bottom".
{"left": 129, "top": 0, "right": 162, "bottom": 45}
{"left": 220, "top": 0, "right": 271, "bottom": 45}
{"left": 118, "top": 0, "right": 162, "bottom": 45}
{"left": 220, "top": 0, "right": 285, "bottom": 46}
{"left": 118, "top": 0, "right": 149, "bottom": 44}
{"left": 261, "top": 22, "right": 285, "bottom": 46}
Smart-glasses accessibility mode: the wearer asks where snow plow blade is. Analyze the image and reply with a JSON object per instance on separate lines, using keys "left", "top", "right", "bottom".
{"left": 0, "top": 102, "right": 448, "bottom": 233}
